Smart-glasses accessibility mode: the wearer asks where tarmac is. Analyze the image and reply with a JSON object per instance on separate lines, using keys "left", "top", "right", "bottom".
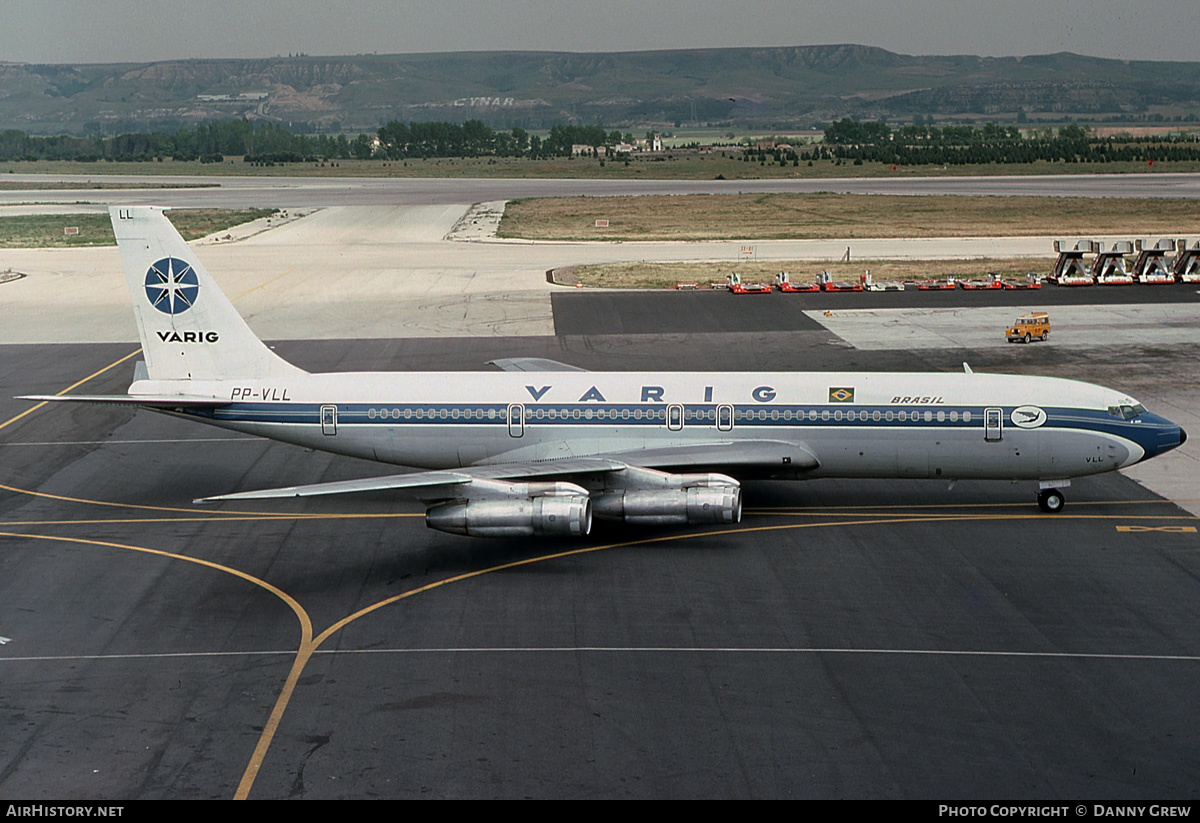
{"left": 1, "top": 180, "right": 1199, "bottom": 799}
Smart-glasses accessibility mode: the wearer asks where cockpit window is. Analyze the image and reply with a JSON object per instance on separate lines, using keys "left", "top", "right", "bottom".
{"left": 1108, "top": 404, "right": 1146, "bottom": 420}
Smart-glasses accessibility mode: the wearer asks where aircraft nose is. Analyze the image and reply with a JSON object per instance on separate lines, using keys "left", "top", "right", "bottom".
{"left": 1137, "top": 415, "right": 1187, "bottom": 462}
{"left": 1157, "top": 423, "right": 1186, "bottom": 456}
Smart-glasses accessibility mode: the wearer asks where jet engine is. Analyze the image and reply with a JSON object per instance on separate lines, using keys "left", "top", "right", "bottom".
{"left": 425, "top": 494, "right": 592, "bottom": 537}
{"left": 591, "top": 472, "right": 742, "bottom": 525}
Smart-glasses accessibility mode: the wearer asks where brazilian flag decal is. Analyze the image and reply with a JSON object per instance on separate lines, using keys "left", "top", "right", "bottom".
{"left": 829, "top": 387, "right": 855, "bottom": 403}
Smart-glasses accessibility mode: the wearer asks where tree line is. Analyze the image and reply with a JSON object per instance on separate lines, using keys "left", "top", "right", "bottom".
{"left": 820, "top": 119, "right": 1200, "bottom": 165}
{"left": 0, "top": 121, "right": 355, "bottom": 163}
{"left": 373, "top": 122, "right": 635, "bottom": 159}
{"left": 0, "top": 119, "right": 641, "bottom": 163}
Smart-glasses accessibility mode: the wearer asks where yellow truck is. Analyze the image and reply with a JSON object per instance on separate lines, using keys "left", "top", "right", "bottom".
{"left": 1007, "top": 311, "right": 1051, "bottom": 343}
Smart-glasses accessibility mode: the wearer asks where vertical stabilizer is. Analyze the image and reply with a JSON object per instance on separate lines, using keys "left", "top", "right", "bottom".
{"left": 111, "top": 206, "right": 304, "bottom": 380}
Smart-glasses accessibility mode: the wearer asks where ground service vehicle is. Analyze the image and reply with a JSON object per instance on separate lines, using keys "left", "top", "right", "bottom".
{"left": 1007, "top": 312, "right": 1051, "bottom": 344}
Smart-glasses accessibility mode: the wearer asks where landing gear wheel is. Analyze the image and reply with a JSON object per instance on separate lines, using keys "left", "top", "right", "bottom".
{"left": 1038, "top": 488, "right": 1065, "bottom": 513}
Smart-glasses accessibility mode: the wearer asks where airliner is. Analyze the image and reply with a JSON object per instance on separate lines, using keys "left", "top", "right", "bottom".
{"left": 21, "top": 206, "right": 1187, "bottom": 537}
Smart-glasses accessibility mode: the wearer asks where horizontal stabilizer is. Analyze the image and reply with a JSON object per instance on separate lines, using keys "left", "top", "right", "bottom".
{"left": 20, "top": 394, "right": 229, "bottom": 408}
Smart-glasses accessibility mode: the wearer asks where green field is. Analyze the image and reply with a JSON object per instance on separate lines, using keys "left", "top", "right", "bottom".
{"left": 0, "top": 209, "right": 277, "bottom": 248}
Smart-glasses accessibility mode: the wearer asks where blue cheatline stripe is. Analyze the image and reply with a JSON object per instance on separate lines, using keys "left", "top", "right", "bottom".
{"left": 204, "top": 401, "right": 988, "bottom": 427}
{"left": 189, "top": 405, "right": 1180, "bottom": 458}
{"left": 190, "top": 401, "right": 1171, "bottom": 451}
{"left": 178, "top": 400, "right": 1182, "bottom": 462}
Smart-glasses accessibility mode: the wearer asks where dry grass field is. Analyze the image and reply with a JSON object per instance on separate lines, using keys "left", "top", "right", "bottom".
{"left": 0, "top": 209, "right": 275, "bottom": 248}
{"left": 566, "top": 258, "right": 1056, "bottom": 289}
{"left": 500, "top": 193, "right": 1200, "bottom": 242}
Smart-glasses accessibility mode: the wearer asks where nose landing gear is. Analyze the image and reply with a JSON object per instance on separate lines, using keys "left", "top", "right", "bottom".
{"left": 1037, "top": 488, "right": 1065, "bottom": 513}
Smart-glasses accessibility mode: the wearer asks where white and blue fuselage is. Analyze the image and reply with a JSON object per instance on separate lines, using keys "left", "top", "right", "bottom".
{"left": 141, "top": 369, "right": 1183, "bottom": 481}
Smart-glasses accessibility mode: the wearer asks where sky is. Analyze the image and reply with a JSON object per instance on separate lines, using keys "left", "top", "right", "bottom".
{"left": 3, "top": 0, "right": 1199, "bottom": 64}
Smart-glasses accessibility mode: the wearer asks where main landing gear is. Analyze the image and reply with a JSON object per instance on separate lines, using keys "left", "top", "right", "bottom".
{"left": 1037, "top": 488, "right": 1066, "bottom": 513}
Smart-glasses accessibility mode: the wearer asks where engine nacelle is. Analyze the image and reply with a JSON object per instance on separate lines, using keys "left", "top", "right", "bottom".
{"left": 425, "top": 495, "right": 592, "bottom": 537}
{"left": 592, "top": 486, "right": 742, "bottom": 525}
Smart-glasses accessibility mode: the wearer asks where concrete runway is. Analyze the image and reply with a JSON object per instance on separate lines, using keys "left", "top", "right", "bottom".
{"left": 2, "top": 182, "right": 1199, "bottom": 799}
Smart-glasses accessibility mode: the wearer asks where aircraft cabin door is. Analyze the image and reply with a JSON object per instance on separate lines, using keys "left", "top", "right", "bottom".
{"left": 667, "top": 404, "right": 684, "bottom": 431}
{"left": 321, "top": 404, "right": 337, "bottom": 436}
{"left": 984, "top": 407, "right": 1002, "bottom": 442}
{"left": 508, "top": 403, "right": 525, "bottom": 438}
{"left": 717, "top": 404, "right": 734, "bottom": 432}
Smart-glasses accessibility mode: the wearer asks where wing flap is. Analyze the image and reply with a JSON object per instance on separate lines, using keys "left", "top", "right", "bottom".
{"left": 601, "top": 440, "right": 820, "bottom": 471}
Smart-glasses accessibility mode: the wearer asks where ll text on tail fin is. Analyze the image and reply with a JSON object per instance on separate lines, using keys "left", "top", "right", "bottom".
{"left": 111, "top": 206, "right": 304, "bottom": 381}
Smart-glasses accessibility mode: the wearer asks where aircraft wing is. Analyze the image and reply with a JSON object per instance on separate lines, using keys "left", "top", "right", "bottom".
{"left": 488, "top": 358, "right": 588, "bottom": 372}
{"left": 192, "top": 440, "right": 818, "bottom": 504}
{"left": 193, "top": 457, "right": 627, "bottom": 504}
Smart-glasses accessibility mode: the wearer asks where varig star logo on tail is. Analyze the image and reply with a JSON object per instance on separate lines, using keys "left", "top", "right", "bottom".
{"left": 144, "top": 257, "right": 199, "bottom": 315}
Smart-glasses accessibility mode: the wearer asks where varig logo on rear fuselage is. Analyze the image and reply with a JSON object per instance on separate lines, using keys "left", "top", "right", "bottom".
{"left": 145, "top": 257, "right": 198, "bottom": 315}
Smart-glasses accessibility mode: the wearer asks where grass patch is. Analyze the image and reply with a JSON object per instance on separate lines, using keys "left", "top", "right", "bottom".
{"left": 502, "top": 192, "right": 1200, "bottom": 241}
{"left": 571, "top": 258, "right": 1057, "bottom": 289}
{"left": 0, "top": 208, "right": 277, "bottom": 248}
